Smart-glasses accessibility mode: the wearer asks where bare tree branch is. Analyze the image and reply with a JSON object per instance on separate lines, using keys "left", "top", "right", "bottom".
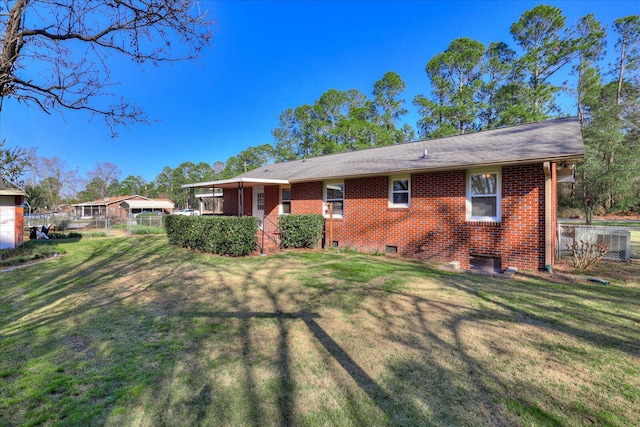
{"left": 0, "top": 0, "right": 214, "bottom": 135}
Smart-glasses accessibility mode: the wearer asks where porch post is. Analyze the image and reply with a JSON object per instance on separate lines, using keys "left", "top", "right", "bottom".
{"left": 238, "top": 182, "right": 244, "bottom": 217}
{"left": 543, "top": 162, "right": 552, "bottom": 269}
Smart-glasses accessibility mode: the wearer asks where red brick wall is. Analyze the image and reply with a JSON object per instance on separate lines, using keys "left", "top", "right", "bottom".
{"left": 291, "top": 182, "right": 324, "bottom": 214}
{"left": 284, "top": 164, "right": 547, "bottom": 271}
{"left": 223, "top": 188, "right": 238, "bottom": 215}
{"left": 14, "top": 206, "right": 24, "bottom": 248}
{"left": 264, "top": 186, "right": 280, "bottom": 217}
{"left": 497, "top": 164, "right": 546, "bottom": 270}
{"left": 218, "top": 164, "right": 549, "bottom": 271}
{"left": 222, "top": 187, "right": 253, "bottom": 216}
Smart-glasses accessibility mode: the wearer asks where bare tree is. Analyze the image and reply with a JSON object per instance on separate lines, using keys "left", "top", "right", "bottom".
{"left": 86, "top": 161, "right": 122, "bottom": 198}
{"left": 34, "top": 156, "right": 79, "bottom": 211}
{"left": 0, "top": 0, "right": 213, "bottom": 135}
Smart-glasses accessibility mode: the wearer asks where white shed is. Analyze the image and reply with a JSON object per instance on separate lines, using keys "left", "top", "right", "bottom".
{"left": 0, "top": 181, "right": 27, "bottom": 249}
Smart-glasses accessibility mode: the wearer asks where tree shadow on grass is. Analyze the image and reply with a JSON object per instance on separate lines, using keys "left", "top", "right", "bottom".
{"left": 181, "top": 309, "right": 432, "bottom": 426}
{"left": 444, "top": 277, "right": 640, "bottom": 357}
{"left": 2, "top": 242, "right": 638, "bottom": 426}
{"left": 0, "top": 238, "right": 181, "bottom": 332}
{"left": 373, "top": 271, "right": 639, "bottom": 425}
{"left": 174, "top": 256, "right": 639, "bottom": 425}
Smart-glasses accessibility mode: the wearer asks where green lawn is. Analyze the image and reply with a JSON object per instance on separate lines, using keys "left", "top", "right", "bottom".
{"left": 632, "top": 229, "right": 640, "bottom": 257}
{"left": 1, "top": 236, "right": 639, "bottom": 426}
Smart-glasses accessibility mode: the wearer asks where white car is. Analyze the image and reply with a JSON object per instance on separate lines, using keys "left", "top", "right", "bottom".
{"left": 174, "top": 208, "right": 200, "bottom": 216}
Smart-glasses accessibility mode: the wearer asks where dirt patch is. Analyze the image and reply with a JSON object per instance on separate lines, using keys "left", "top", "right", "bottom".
{"left": 510, "top": 257, "right": 640, "bottom": 286}
{"left": 552, "top": 258, "right": 640, "bottom": 285}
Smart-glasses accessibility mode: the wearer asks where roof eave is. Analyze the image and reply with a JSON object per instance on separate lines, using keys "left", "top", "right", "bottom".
{"left": 182, "top": 177, "right": 290, "bottom": 189}
{"left": 0, "top": 189, "right": 27, "bottom": 196}
{"left": 286, "top": 154, "right": 586, "bottom": 183}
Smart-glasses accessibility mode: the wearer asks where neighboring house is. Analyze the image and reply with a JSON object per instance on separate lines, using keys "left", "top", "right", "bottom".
{"left": 183, "top": 117, "right": 585, "bottom": 271}
{"left": 195, "top": 190, "right": 224, "bottom": 215}
{"left": 0, "top": 180, "right": 27, "bottom": 249}
{"left": 57, "top": 204, "right": 75, "bottom": 216}
{"left": 72, "top": 195, "right": 174, "bottom": 218}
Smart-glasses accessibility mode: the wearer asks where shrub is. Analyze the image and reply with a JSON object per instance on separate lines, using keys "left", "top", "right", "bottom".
{"left": 568, "top": 240, "right": 609, "bottom": 270}
{"left": 164, "top": 215, "right": 258, "bottom": 256}
{"left": 48, "top": 232, "right": 83, "bottom": 239}
{"left": 279, "top": 214, "right": 325, "bottom": 249}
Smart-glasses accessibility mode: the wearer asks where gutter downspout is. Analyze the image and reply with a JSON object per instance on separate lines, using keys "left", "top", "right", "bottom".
{"left": 543, "top": 162, "right": 553, "bottom": 271}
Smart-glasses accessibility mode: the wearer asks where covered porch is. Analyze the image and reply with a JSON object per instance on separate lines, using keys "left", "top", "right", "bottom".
{"left": 183, "top": 178, "right": 290, "bottom": 254}
{"left": 182, "top": 177, "right": 289, "bottom": 221}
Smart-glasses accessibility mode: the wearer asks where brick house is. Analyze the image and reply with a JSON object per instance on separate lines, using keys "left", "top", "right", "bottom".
{"left": 0, "top": 180, "right": 27, "bottom": 249}
{"left": 184, "top": 117, "right": 584, "bottom": 271}
{"left": 72, "top": 195, "right": 174, "bottom": 218}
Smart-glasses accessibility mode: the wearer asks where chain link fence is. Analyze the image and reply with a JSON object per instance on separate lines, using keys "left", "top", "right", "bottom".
{"left": 557, "top": 224, "right": 634, "bottom": 262}
{"left": 24, "top": 213, "right": 165, "bottom": 237}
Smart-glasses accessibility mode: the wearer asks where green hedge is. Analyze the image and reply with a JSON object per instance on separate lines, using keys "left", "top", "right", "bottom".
{"left": 279, "top": 214, "right": 325, "bottom": 249}
{"left": 164, "top": 215, "right": 258, "bottom": 256}
{"left": 47, "top": 232, "right": 83, "bottom": 239}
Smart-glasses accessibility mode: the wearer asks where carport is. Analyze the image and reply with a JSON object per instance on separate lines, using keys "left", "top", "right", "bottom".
{"left": 119, "top": 200, "right": 174, "bottom": 216}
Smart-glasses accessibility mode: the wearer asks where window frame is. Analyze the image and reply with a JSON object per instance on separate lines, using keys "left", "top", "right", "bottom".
{"left": 323, "top": 181, "right": 344, "bottom": 218}
{"left": 280, "top": 186, "right": 291, "bottom": 215}
{"left": 388, "top": 176, "right": 410, "bottom": 208}
{"left": 256, "top": 192, "right": 265, "bottom": 211}
{"left": 466, "top": 168, "right": 501, "bottom": 222}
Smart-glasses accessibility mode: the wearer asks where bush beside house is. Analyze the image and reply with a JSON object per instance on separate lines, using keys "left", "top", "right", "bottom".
{"left": 279, "top": 214, "right": 324, "bottom": 248}
{"left": 164, "top": 215, "right": 258, "bottom": 256}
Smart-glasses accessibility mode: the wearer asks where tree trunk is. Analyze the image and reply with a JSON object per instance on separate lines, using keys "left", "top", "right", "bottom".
{"left": 0, "top": 0, "right": 27, "bottom": 98}
{"left": 584, "top": 204, "right": 593, "bottom": 225}
{"left": 616, "top": 42, "right": 625, "bottom": 109}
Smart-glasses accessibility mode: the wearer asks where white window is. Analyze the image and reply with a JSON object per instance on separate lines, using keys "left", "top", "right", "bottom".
{"left": 389, "top": 176, "right": 410, "bottom": 207}
{"left": 467, "top": 169, "right": 501, "bottom": 222}
{"left": 324, "top": 181, "right": 344, "bottom": 218}
{"left": 257, "top": 192, "right": 265, "bottom": 211}
{"left": 281, "top": 187, "right": 291, "bottom": 214}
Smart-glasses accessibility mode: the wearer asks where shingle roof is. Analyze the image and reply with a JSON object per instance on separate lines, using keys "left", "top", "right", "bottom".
{"left": 185, "top": 117, "right": 584, "bottom": 189}
{"left": 240, "top": 117, "right": 584, "bottom": 183}
{"left": 72, "top": 195, "right": 149, "bottom": 207}
{"left": 0, "top": 179, "right": 26, "bottom": 196}
{"left": 119, "top": 200, "right": 175, "bottom": 210}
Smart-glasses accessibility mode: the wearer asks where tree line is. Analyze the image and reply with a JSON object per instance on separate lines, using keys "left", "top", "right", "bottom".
{"left": 1, "top": 4, "right": 639, "bottom": 221}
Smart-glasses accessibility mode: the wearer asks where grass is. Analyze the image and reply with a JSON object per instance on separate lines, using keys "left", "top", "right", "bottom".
{"left": 632, "top": 229, "right": 640, "bottom": 258}
{"left": 1, "top": 236, "right": 639, "bottom": 426}
{"left": 0, "top": 240, "right": 71, "bottom": 268}
{"left": 559, "top": 218, "right": 640, "bottom": 228}
{"left": 130, "top": 225, "right": 165, "bottom": 235}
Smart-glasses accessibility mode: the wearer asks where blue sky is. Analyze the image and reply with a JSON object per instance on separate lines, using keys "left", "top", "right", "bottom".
{"left": 2, "top": 1, "right": 638, "bottom": 183}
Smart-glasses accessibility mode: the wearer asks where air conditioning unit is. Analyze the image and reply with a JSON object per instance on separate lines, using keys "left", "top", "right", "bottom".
{"left": 574, "top": 226, "right": 631, "bottom": 262}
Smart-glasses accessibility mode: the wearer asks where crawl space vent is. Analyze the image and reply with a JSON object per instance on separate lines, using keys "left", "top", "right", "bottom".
{"left": 469, "top": 255, "right": 501, "bottom": 273}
